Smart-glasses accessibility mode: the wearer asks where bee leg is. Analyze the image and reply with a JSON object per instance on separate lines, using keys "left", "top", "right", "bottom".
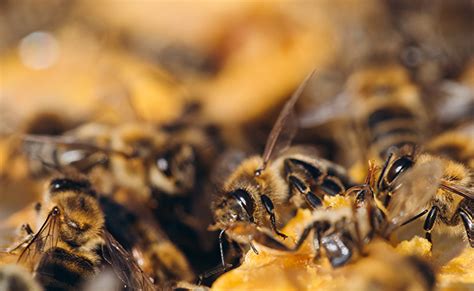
{"left": 312, "top": 225, "right": 323, "bottom": 259}
{"left": 260, "top": 195, "right": 287, "bottom": 239}
{"left": 458, "top": 207, "right": 473, "bottom": 248}
{"left": 376, "top": 149, "right": 395, "bottom": 190}
{"left": 401, "top": 209, "right": 429, "bottom": 226}
{"left": 290, "top": 224, "right": 313, "bottom": 251}
{"left": 251, "top": 232, "right": 291, "bottom": 252}
{"left": 423, "top": 206, "right": 439, "bottom": 246}
{"left": 289, "top": 175, "right": 322, "bottom": 209}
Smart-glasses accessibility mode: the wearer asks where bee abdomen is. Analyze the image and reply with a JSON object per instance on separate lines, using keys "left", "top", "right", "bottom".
{"left": 35, "top": 247, "right": 96, "bottom": 291}
{"left": 366, "top": 106, "right": 421, "bottom": 158}
{"left": 367, "top": 106, "right": 415, "bottom": 129}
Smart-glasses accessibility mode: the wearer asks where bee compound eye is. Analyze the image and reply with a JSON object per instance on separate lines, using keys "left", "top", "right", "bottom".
{"left": 230, "top": 189, "right": 255, "bottom": 218}
{"left": 49, "top": 178, "right": 91, "bottom": 193}
{"left": 387, "top": 156, "right": 414, "bottom": 184}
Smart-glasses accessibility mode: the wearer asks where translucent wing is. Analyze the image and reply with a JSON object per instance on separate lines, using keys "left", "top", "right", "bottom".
{"left": 101, "top": 231, "right": 155, "bottom": 291}
{"left": 299, "top": 91, "right": 351, "bottom": 128}
{"left": 384, "top": 160, "right": 443, "bottom": 235}
{"left": 440, "top": 182, "right": 474, "bottom": 200}
{"left": 209, "top": 150, "right": 247, "bottom": 188}
{"left": 22, "top": 134, "right": 135, "bottom": 158}
{"left": 15, "top": 209, "right": 61, "bottom": 271}
{"left": 259, "top": 70, "right": 316, "bottom": 171}
{"left": 297, "top": 67, "right": 349, "bottom": 128}
{"left": 434, "top": 81, "right": 474, "bottom": 126}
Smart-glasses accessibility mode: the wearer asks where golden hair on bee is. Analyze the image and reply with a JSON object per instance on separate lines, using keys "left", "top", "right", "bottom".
{"left": 374, "top": 147, "right": 474, "bottom": 247}
{"left": 6, "top": 175, "right": 155, "bottom": 290}
{"left": 210, "top": 71, "right": 317, "bottom": 271}
{"left": 213, "top": 156, "right": 289, "bottom": 231}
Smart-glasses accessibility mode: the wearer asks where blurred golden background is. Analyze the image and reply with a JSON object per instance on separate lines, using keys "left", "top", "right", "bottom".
{"left": 0, "top": 1, "right": 473, "bottom": 289}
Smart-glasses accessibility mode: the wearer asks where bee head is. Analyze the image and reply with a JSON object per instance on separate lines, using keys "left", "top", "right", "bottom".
{"left": 57, "top": 193, "right": 104, "bottom": 248}
{"left": 149, "top": 144, "right": 196, "bottom": 195}
{"left": 379, "top": 151, "right": 415, "bottom": 190}
{"left": 211, "top": 188, "right": 255, "bottom": 230}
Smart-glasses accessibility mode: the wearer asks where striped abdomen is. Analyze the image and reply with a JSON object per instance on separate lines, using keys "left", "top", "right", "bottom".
{"left": 35, "top": 247, "right": 96, "bottom": 291}
{"left": 366, "top": 105, "right": 421, "bottom": 159}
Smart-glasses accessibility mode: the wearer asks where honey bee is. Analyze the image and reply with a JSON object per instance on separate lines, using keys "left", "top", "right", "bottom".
{"left": 371, "top": 144, "right": 474, "bottom": 247}
{"left": 300, "top": 61, "right": 427, "bottom": 162}
{"left": 4, "top": 175, "right": 155, "bottom": 290}
{"left": 209, "top": 72, "right": 313, "bottom": 266}
{"left": 348, "top": 62, "right": 427, "bottom": 160}
{"left": 255, "top": 157, "right": 443, "bottom": 268}
{"left": 210, "top": 71, "right": 357, "bottom": 265}
{"left": 21, "top": 117, "right": 219, "bottom": 201}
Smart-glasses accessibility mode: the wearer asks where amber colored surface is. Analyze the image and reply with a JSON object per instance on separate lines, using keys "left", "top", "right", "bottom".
{"left": 213, "top": 210, "right": 474, "bottom": 291}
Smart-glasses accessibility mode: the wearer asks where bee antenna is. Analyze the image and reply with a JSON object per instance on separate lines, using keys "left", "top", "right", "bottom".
{"left": 219, "top": 228, "right": 227, "bottom": 269}
{"left": 38, "top": 159, "right": 62, "bottom": 175}
{"left": 197, "top": 263, "right": 233, "bottom": 284}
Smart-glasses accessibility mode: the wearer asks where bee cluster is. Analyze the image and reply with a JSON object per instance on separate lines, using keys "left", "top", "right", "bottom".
{"left": 0, "top": 1, "right": 473, "bottom": 290}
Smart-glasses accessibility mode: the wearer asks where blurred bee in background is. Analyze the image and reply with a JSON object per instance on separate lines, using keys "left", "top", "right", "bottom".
{"left": 346, "top": 62, "right": 427, "bottom": 160}
{"left": 3, "top": 175, "right": 155, "bottom": 290}
{"left": 300, "top": 61, "right": 427, "bottom": 174}
{"left": 18, "top": 105, "right": 223, "bottom": 281}
{"left": 386, "top": 0, "right": 474, "bottom": 85}
{"left": 21, "top": 102, "right": 222, "bottom": 202}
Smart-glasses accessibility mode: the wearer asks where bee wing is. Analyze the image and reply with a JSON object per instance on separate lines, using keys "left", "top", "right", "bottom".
{"left": 16, "top": 210, "right": 61, "bottom": 270}
{"left": 22, "top": 134, "right": 134, "bottom": 158}
{"left": 210, "top": 150, "right": 247, "bottom": 187}
{"left": 434, "top": 81, "right": 474, "bottom": 125}
{"left": 384, "top": 160, "right": 443, "bottom": 234}
{"left": 440, "top": 182, "right": 474, "bottom": 200}
{"left": 259, "top": 70, "right": 315, "bottom": 170}
{"left": 299, "top": 91, "right": 351, "bottom": 128}
{"left": 102, "top": 231, "right": 155, "bottom": 291}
